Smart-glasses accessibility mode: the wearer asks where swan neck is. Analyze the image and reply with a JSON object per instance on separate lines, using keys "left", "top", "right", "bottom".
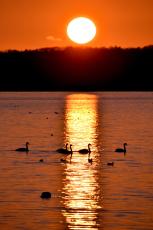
{"left": 70, "top": 145, "right": 73, "bottom": 154}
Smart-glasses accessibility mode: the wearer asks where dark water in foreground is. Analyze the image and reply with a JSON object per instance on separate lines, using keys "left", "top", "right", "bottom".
{"left": 0, "top": 92, "right": 152, "bottom": 230}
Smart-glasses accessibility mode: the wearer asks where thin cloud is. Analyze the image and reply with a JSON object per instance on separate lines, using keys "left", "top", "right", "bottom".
{"left": 46, "top": 35, "right": 62, "bottom": 42}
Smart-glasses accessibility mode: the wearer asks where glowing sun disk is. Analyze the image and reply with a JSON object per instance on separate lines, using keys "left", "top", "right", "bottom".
{"left": 67, "top": 17, "right": 96, "bottom": 44}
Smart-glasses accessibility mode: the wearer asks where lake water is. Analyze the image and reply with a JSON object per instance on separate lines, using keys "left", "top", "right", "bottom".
{"left": 0, "top": 92, "right": 152, "bottom": 230}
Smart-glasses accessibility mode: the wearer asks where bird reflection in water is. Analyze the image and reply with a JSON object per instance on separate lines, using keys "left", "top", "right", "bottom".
{"left": 61, "top": 94, "right": 102, "bottom": 229}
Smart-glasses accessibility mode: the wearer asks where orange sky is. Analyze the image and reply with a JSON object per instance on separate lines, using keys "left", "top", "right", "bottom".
{"left": 0, "top": 0, "right": 153, "bottom": 50}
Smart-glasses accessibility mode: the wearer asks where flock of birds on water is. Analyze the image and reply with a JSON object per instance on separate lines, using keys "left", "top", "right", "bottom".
{"left": 15, "top": 142, "right": 127, "bottom": 199}
{"left": 15, "top": 142, "right": 128, "bottom": 165}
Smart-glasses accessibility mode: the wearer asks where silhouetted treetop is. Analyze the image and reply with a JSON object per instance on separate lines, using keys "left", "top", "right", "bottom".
{"left": 0, "top": 46, "right": 153, "bottom": 91}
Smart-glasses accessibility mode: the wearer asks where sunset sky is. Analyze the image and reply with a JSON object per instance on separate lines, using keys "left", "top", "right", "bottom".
{"left": 0, "top": 0, "right": 153, "bottom": 50}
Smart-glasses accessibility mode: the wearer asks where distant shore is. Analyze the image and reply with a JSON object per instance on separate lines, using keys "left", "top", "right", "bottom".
{"left": 0, "top": 46, "right": 153, "bottom": 91}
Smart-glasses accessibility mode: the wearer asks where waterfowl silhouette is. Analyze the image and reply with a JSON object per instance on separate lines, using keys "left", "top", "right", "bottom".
{"left": 115, "top": 143, "right": 127, "bottom": 153}
{"left": 107, "top": 162, "right": 114, "bottom": 166}
{"left": 15, "top": 142, "right": 29, "bottom": 152}
{"left": 78, "top": 143, "right": 91, "bottom": 154}
{"left": 40, "top": 192, "right": 51, "bottom": 199}
{"left": 56, "top": 143, "right": 69, "bottom": 153}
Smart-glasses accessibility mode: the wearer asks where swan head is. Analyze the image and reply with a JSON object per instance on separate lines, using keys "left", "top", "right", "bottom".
{"left": 26, "top": 142, "right": 30, "bottom": 146}
{"left": 124, "top": 143, "right": 127, "bottom": 146}
{"left": 88, "top": 143, "right": 91, "bottom": 147}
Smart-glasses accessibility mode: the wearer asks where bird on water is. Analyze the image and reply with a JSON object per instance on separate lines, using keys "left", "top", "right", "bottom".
{"left": 78, "top": 143, "right": 91, "bottom": 154}
{"left": 15, "top": 142, "right": 29, "bottom": 152}
{"left": 115, "top": 143, "right": 127, "bottom": 153}
{"left": 40, "top": 191, "right": 51, "bottom": 199}
{"left": 56, "top": 143, "right": 69, "bottom": 153}
{"left": 107, "top": 162, "right": 114, "bottom": 166}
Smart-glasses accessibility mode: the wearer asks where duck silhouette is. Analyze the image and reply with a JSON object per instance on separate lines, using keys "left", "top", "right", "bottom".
{"left": 107, "top": 162, "right": 114, "bottom": 166}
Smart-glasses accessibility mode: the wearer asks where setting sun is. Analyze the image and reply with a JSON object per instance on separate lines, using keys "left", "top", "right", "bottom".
{"left": 67, "top": 17, "right": 96, "bottom": 44}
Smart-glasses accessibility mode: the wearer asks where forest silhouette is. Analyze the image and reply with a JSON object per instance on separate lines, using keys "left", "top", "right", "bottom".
{"left": 0, "top": 46, "right": 152, "bottom": 91}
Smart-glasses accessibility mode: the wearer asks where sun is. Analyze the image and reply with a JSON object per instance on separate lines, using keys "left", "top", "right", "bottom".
{"left": 67, "top": 17, "right": 96, "bottom": 44}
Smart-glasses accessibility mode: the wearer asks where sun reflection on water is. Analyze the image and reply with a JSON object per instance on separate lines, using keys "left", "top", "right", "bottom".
{"left": 61, "top": 94, "right": 102, "bottom": 229}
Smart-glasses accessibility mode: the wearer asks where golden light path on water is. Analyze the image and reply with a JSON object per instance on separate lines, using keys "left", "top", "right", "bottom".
{"left": 61, "top": 94, "right": 102, "bottom": 229}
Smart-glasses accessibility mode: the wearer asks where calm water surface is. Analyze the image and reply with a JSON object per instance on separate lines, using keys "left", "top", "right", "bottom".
{"left": 0, "top": 92, "right": 152, "bottom": 230}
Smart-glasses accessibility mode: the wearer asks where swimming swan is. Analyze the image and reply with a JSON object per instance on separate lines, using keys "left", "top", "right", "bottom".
{"left": 115, "top": 143, "right": 127, "bottom": 153}
{"left": 56, "top": 143, "right": 69, "bottom": 153}
{"left": 78, "top": 143, "right": 91, "bottom": 154}
{"left": 15, "top": 142, "right": 29, "bottom": 152}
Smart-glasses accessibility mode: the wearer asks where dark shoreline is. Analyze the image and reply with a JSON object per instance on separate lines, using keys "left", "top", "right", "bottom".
{"left": 0, "top": 46, "right": 153, "bottom": 91}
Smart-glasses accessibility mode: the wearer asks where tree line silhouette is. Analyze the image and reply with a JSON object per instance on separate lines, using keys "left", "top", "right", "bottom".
{"left": 0, "top": 46, "right": 153, "bottom": 91}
